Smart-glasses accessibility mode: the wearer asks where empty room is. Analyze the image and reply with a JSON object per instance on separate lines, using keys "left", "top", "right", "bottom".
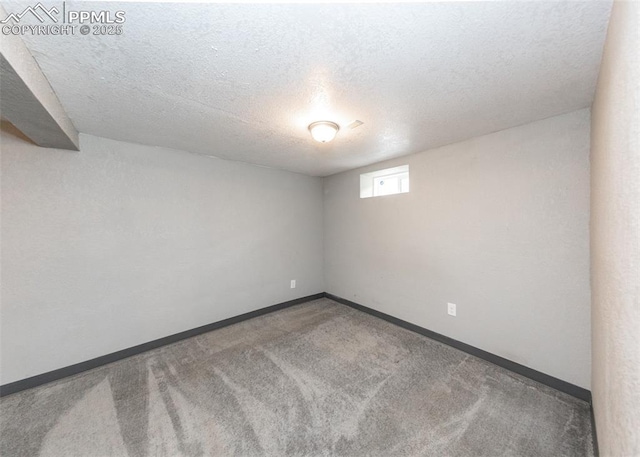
{"left": 0, "top": 1, "right": 638, "bottom": 456}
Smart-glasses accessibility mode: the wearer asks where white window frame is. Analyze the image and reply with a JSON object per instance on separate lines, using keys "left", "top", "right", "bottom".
{"left": 360, "top": 165, "right": 409, "bottom": 199}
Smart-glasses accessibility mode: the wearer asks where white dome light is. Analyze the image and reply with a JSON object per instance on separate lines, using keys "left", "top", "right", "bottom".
{"left": 308, "top": 121, "right": 339, "bottom": 143}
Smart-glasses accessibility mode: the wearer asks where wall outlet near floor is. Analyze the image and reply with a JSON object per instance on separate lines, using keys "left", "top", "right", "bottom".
{"left": 290, "top": 280, "right": 296, "bottom": 289}
{"left": 447, "top": 303, "right": 457, "bottom": 316}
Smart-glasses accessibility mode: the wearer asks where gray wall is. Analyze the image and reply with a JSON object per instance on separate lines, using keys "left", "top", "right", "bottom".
{"left": 324, "top": 109, "right": 591, "bottom": 388}
{"left": 0, "top": 107, "right": 595, "bottom": 391}
{"left": 591, "top": 1, "right": 640, "bottom": 454}
{"left": 0, "top": 125, "right": 324, "bottom": 385}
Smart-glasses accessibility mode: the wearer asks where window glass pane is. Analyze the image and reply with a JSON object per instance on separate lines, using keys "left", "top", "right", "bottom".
{"left": 374, "top": 174, "right": 400, "bottom": 196}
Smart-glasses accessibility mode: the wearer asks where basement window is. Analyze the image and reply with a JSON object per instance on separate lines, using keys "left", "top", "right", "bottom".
{"left": 360, "top": 165, "right": 409, "bottom": 198}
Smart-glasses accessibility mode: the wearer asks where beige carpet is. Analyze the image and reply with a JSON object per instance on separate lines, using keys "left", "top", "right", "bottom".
{"left": 0, "top": 298, "right": 593, "bottom": 456}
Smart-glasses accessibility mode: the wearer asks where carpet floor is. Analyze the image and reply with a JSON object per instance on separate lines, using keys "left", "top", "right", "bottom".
{"left": 0, "top": 298, "right": 593, "bottom": 456}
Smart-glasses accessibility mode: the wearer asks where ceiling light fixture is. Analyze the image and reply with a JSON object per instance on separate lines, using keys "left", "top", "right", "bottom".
{"left": 308, "top": 121, "right": 339, "bottom": 143}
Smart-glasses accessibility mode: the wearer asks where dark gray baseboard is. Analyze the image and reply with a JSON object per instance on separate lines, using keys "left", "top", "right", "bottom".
{"left": 0, "top": 293, "right": 325, "bottom": 397}
{"left": 591, "top": 404, "right": 599, "bottom": 456}
{"left": 0, "top": 290, "right": 599, "bottom": 453}
{"left": 0, "top": 290, "right": 593, "bottom": 404}
{"left": 326, "top": 293, "right": 592, "bottom": 403}
{"left": 1, "top": 290, "right": 598, "bottom": 453}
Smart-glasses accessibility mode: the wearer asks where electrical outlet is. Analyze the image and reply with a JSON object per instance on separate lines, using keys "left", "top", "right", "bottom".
{"left": 290, "top": 280, "right": 296, "bottom": 289}
{"left": 447, "top": 303, "right": 457, "bottom": 317}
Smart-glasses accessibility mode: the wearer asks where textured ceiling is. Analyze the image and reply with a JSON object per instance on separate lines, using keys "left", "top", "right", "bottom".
{"left": 10, "top": 1, "right": 611, "bottom": 176}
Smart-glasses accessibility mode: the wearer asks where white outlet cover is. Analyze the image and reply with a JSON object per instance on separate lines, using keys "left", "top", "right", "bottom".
{"left": 447, "top": 303, "right": 457, "bottom": 316}
{"left": 290, "top": 280, "right": 296, "bottom": 289}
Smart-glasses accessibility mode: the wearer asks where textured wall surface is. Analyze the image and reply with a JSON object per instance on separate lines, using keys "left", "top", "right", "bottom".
{"left": 590, "top": 1, "right": 640, "bottom": 455}
{"left": 11, "top": 1, "right": 611, "bottom": 175}
{"left": 324, "top": 109, "right": 591, "bottom": 388}
{"left": 0, "top": 127, "right": 324, "bottom": 385}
